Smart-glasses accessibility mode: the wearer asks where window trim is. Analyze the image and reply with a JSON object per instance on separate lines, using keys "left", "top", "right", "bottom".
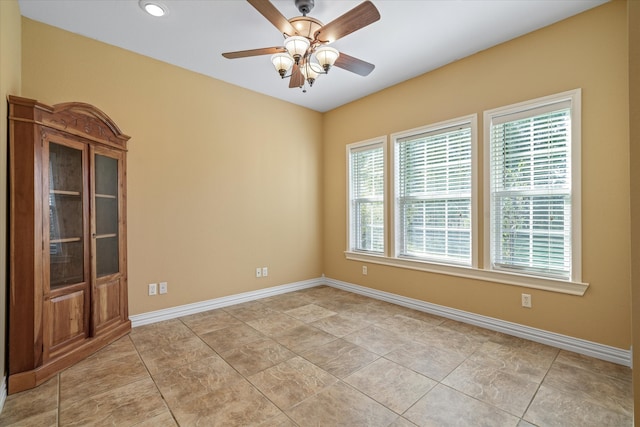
{"left": 346, "top": 136, "right": 387, "bottom": 255}
{"left": 483, "top": 88, "right": 582, "bottom": 283}
{"left": 391, "top": 114, "right": 479, "bottom": 268}
{"left": 342, "top": 91, "right": 588, "bottom": 296}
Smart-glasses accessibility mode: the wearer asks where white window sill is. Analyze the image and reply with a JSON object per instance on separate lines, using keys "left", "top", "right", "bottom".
{"left": 344, "top": 251, "right": 588, "bottom": 296}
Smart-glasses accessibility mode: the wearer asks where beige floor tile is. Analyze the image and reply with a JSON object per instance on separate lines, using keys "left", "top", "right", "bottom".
{"left": 137, "top": 334, "right": 218, "bottom": 376}
{"left": 152, "top": 354, "right": 243, "bottom": 406}
{"left": 386, "top": 306, "right": 444, "bottom": 326}
{"left": 385, "top": 340, "right": 466, "bottom": 381}
{"left": 343, "top": 324, "right": 410, "bottom": 355}
{"left": 273, "top": 324, "right": 337, "bottom": 353}
{"left": 131, "top": 410, "right": 177, "bottom": 427}
{"left": 344, "top": 358, "right": 437, "bottom": 414}
{"left": 442, "top": 359, "right": 539, "bottom": 417}
{"left": 199, "top": 323, "right": 264, "bottom": 353}
{"left": 555, "top": 349, "right": 632, "bottom": 381}
{"left": 247, "top": 312, "right": 306, "bottom": 336}
{"left": 467, "top": 340, "right": 555, "bottom": 383}
{"left": 179, "top": 308, "right": 244, "bottom": 335}
{"left": 255, "top": 412, "right": 299, "bottom": 426}
{"left": 524, "top": 385, "right": 633, "bottom": 427}
{"left": 439, "top": 319, "right": 502, "bottom": 341}
{"left": 286, "top": 381, "right": 397, "bottom": 426}
{"left": 0, "top": 376, "right": 58, "bottom": 426}
{"left": 170, "top": 379, "right": 283, "bottom": 426}
{"left": 248, "top": 356, "right": 338, "bottom": 410}
{"left": 310, "top": 313, "right": 370, "bottom": 337}
{"left": 374, "top": 314, "right": 439, "bottom": 340}
{"left": 389, "top": 417, "right": 419, "bottom": 427}
{"left": 59, "top": 377, "right": 166, "bottom": 426}
{"left": 259, "top": 293, "right": 313, "bottom": 311}
{"left": 300, "top": 338, "right": 379, "bottom": 379}
{"left": 219, "top": 337, "right": 296, "bottom": 376}
{"left": 223, "top": 300, "right": 278, "bottom": 322}
{"left": 404, "top": 384, "right": 520, "bottom": 427}
{"left": 542, "top": 361, "right": 633, "bottom": 417}
{"left": 60, "top": 350, "right": 149, "bottom": 404}
{"left": 284, "top": 303, "right": 337, "bottom": 323}
{"left": 413, "top": 325, "right": 483, "bottom": 357}
{"left": 340, "top": 304, "right": 396, "bottom": 324}
{"left": 4, "top": 286, "right": 634, "bottom": 426}
{"left": 129, "top": 318, "right": 196, "bottom": 351}
{"left": 3, "top": 408, "right": 57, "bottom": 427}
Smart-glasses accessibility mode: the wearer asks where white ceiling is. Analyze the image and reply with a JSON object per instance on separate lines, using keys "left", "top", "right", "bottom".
{"left": 18, "top": 0, "right": 607, "bottom": 112}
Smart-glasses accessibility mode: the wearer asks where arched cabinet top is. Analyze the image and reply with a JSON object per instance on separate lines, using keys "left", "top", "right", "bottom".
{"left": 8, "top": 95, "right": 130, "bottom": 150}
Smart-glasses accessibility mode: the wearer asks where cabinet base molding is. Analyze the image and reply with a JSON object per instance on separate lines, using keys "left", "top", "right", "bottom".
{"left": 8, "top": 321, "right": 131, "bottom": 395}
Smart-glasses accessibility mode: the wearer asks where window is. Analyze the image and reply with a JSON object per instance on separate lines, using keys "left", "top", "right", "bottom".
{"left": 485, "top": 89, "right": 581, "bottom": 281}
{"left": 348, "top": 138, "right": 385, "bottom": 254}
{"left": 393, "top": 117, "right": 476, "bottom": 266}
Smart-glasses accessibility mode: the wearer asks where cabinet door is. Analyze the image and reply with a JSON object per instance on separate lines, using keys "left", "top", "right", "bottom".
{"left": 43, "top": 135, "right": 91, "bottom": 360}
{"left": 91, "top": 147, "right": 126, "bottom": 334}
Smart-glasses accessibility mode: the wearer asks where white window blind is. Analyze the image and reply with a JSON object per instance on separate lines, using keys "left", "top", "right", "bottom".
{"left": 396, "top": 124, "right": 472, "bottom": 265}
{"left": 488, "top": 99, "right": 573, "bottom": 279}
{"left": 349, "top": 142, "right": 384, "bottom": 253}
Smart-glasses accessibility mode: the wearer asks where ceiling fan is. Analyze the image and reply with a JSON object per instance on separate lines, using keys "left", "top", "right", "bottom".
{"left": 222, "top": 0, "right": 380, "bottom": 91}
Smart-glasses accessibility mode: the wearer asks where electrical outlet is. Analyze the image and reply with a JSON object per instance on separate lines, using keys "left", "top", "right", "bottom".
{"left": 256, "top": 267, "right": 262, "bottom": 278}
{"left": 262, "top": 267, "right": 268, "bottom": 277}
{"left": 159, "top": 281, "right": 168, "bottom": 294}
{"left": 362, "top": 265, "right": 368, "bottom": 275}
{"left": 148, "top": 283, "right": 157, "bottom": 296}
{"left": 521, "top": 293, "right": 532, "bottom": 308}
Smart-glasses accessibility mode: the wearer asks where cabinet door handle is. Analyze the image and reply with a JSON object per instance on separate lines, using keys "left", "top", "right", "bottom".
{"left": 92, "top": 233, "right": 96, "bottom": 238}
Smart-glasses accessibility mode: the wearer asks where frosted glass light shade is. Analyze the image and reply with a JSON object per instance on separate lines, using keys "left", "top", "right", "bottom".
{"left": 271, "top": 53, "right": 294, "bottom": 77}
{"left": 301, "top": 62, "right": 323, "bottom": 86}
{"left": 314, "top": 46, "right": 339, "bottom": 71}
{"left": 284, "top": 36, "right": 310, "bottom": 63}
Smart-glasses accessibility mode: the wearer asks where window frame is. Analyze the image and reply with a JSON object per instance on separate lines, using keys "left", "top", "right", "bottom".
{"left": 483, "top": 89, "right": 582, "bottom": 283}
{"left": 391, "top": 115, "right": 478, "bottom": 268}
{"left": 346, "top": 136, "right": 387, "bottom": 255}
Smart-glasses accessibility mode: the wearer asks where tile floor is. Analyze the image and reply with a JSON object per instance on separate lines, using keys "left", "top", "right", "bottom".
{"left": 0, "top": 285, "right": 633, "bottom": 426}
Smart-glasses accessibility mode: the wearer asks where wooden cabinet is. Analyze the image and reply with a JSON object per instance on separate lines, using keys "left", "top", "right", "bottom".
{"left": 8, "top": 96, "right": 131, "bottom": 394}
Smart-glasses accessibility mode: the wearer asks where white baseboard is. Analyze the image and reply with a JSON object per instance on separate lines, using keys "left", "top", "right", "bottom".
{"left": 128, "top": 275, "right": 631, "bottom": 367}
{"left": 324, "top": 277, "right": 632, "bottom": 367}
{"left": 0, "top": 376, "right": 7, "bottom": 415}
{"left": 129, "top": 277, "right": 324, "bottom": 327}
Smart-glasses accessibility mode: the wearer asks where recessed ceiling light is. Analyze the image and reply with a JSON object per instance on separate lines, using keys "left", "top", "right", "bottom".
{"left": 139, "top": 0, "right": 167, "bottom": 17}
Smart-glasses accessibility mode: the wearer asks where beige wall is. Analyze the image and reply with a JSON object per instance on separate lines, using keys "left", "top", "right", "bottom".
{"left": 21, "top": 18, "right": 324, "bottom": 315}
{"left": 628, "top": 0, "right": 639, "bottom": 420}
{"left": 324, "top": 1, "right": 631, "bottom": 349}
{"left": 0, "top": 0, "right": 22, "bottom": 386}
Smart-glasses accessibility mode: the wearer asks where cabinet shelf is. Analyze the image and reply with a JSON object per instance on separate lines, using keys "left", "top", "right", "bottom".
{"left": 51, "top": 190, "right": 81, "bottom": 196}
{"left": 50, "top": 237, "right": 82, "bottom": 244}
{"left": 95, "top": 193, "right": 116, "bottom": 199}
{"left": 96, "top": 234, "right": 117, "bottom": 239}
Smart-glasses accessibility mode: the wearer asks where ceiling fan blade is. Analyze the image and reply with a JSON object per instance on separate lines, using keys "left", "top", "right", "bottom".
{"left": 289, "top": 64, "right": 305, "bottom": 88}
{"left": 334, "top": 53, "right": 375, "bottom": 76}
{"left": 314, "top": 1, "right": 380, "bottom": 43}
{"left": 247, "top": 0, "right": 297, "bottom": 36}
{"left": 222, "top": 46, "right": 286, "bottom": 59}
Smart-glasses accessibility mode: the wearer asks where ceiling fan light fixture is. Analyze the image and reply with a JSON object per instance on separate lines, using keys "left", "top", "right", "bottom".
{"left": 271, "top": 53, "right": 294, "bottom": 78}
{"left": 139, "top": 0, "right": 167, "bottom": 17}
{"left": 284, "top": 36, "right": 310, "bottom": 64}
{"left": 301, "top": 62, "right": 323, "bottom": 86}
{"left": 314, "top": 46, "right": 339, "bottom": 72}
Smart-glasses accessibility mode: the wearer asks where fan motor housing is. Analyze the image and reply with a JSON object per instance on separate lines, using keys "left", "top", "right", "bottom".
{"left": 295, "top": 0, "right": 314, "bottom": 15}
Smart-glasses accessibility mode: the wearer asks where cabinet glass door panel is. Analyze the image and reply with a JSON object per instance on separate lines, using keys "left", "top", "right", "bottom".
{"left": 94, "top": 154, "right": 119, "bottom": 278}
{"left": 49, "top": 142, "right": 84, "bottom": 288}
